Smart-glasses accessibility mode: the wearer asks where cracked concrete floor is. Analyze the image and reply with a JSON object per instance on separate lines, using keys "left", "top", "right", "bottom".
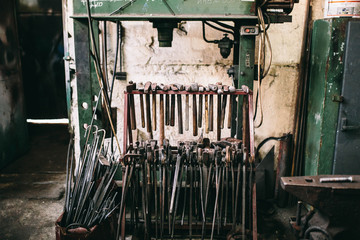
{"left": 0, "top": 124, "right": 68, "bottom": 240}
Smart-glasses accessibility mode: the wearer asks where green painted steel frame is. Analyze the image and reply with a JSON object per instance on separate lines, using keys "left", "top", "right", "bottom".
{"left": 72, "top": 0, "right": 257, "bottom": 20}
{"left": 73, "top": 19, "right": 103, "bottom": 148}
{"left": 304, "top": 19, "right": 349, "bottom": 176}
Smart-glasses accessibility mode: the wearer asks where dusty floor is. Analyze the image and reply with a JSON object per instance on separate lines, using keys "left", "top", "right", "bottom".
{"left": 0, "top": 124, "right": 296, "bottom": 240}
{"left": 0, "top": 124, "right": 68, "bottom": 240}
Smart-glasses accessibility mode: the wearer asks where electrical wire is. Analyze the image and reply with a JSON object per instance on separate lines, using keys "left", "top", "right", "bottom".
{"left": 256, "top": 135, "right": 289, "bottom": 157}
{"left": 254, "top": 6, "right": 273, "bottom": 128}
{"left": 204, "top": 21, "right": 235, "bottom": 36}
{"left": 109, "top": 21, "right": 121, "bottom": 154}
{"left": 264, "top": 12, "right": 271, "bottom": 31}
{"left": 259, "top": 0, "right": 269, "bottom": 8}
{"left": 110, "top": 21, "right": 121, "bottom": 102}
{"left": 86, "top": 0, "right": 122, "bottom": 156}
{"left": 209, "top": 20, "right": 236, "bottom": 31}
{"left": 202, "top": 21, "right": 218, "bottom": 43}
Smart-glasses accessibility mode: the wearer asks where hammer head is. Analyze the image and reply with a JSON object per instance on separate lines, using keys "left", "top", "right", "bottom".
{"left": 190, "top": 83, "right": 199, "bottom": 92}
{"left": 208, "top": 84, "right": 218, "bottom": 92}
{"left": 144, "top": 81, "right": 152, "bottom": 93}
{"left": 217, "top": 84, "right": 224, "bottom": 94}
{"left": 170, "top": 84, "right": 179, "bottom": 91}
{"left": 136, "top": 82, "right": 144, "bottom": 91}
{"left": 158, "top": 83, "right": 167, "bottom": 91}
{"left": 174, "top": 83, "right": 184, "bottom": 91}
{"left": 126, "top": 82, "right": 136, "bottom": 92}
{"left": 151, "top": 83, "right": 158, "bottom": 92}
{"left": 198, "top": 85, "right": 205, "bottom": 92}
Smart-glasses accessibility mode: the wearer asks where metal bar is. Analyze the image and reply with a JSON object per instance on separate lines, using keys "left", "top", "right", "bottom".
{"left": 123, "top": 93, "right": 129, "bottom": 155}
{"left": 128, "top": 90, "right": 249, "bottom": 95}
{"left": 160, "top": 94, "right": 165, "bottom": 145}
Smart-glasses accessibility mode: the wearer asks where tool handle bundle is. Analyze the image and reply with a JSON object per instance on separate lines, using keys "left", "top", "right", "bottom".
{"left": 61, "top": 127, "right": 120, "bottom": 231}
{"left": 124, "top": 81, "right": 253, "bottom": 150}
{"left": 116, "top": 138, "right": 257, "bottom": 240}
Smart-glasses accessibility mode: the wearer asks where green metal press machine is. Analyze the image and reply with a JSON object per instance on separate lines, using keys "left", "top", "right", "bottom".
{"left": 64, "top": 0, "right": 297, "bottom": 239}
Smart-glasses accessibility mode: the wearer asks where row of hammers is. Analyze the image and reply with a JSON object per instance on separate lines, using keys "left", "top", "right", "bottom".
{"left": 117, "top": 138, "right": 255, "bottom": 240}
{"left": 126, "top": 81, "right": 244, "bottom": 142}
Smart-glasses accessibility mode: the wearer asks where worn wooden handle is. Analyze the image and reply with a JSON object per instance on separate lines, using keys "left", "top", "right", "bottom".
{"left": 177, "top": 94, "right": 183, "bottom": 134}
{"left": 217, "top": 94, "right": 221, "bottom": 141}
{"left": 170, "top": 95, "right": 175, "bottom": 126}
{"left": 221, "top": 95, "right": 227, "bottom": 129}
{"left": 193, "top": 95, "right": 198, "bottom": 136}
{"left": 165, "top": 94, "right": 170, "bottom": 126}
{"left": 140, "top": 94, "right": 145, "bottom": 128}
{"left": 152, "top": 94, "right": 157, "bottom": 131}
{"left": 185, "top": 94, "right": 189, "bottom": 131}
{"left": 198, "top": 94, "right": 203, "bottom": 128}
{"left": 209, "top": 95, "right": 214, "bottom": 131}
{"left": 159, "top": 94, "right": 164, "bottom": 145}
{"left": 205, "top": 95, "right": 209, "bottom": 134}
{"left": 145, "top": 94, "right": 152, "bottom": 133}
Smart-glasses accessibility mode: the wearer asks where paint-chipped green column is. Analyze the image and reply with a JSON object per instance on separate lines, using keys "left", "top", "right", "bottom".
{"left": 236, "top": 33, "right": 255, "bottom": 139}
{"left": 73, "top": 19, "right": 103, "bottom": 148}
{"left": 304, "top": 19, "right": 349, "bottom": 175}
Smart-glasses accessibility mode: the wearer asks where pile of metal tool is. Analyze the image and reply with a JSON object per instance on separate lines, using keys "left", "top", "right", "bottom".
{"left": 61, "top": 127, "right": 120, "bottom": 230}
{"left": 116, "top": 137, "right": 255, "bottom": 240}
{"left": 125, "top": 81, "right": 247, "bottom": 143}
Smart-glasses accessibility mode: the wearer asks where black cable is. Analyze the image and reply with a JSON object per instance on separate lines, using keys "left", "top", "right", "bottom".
{"left": 86, "top": 0, "right": 111, "bottom": 107}
{"left": 255, "top": 135, "right": 289, "bottom": 158}
{"left": 204, "top": 21, "right": 234, "bottom": 36}
{"left": 202, "top": 21, "right": 218, "bottom": 43}
{"left": 264, "top": 12, "right": 271, "bottom": 31}
{"left": 110, "top": 21, "right": 121, "bottom": 103}
{"left": 109, "top": 21, "right": 121, "bottom": 154}
{"left": 254, "top": 89, "right": 259, "bottom": 120}
{"left": 304, "top": 226, "right": 333, "bottom": 240}
{"left": 210, "top": 20, "right": 236, "bottom": 31}
{"left": 103, "top": 21, "right": 109, "bottom": 92}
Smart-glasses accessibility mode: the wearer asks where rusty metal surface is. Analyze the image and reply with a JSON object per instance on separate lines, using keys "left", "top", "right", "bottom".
{"left": 281, "top": 175, "right": 360, "bottom": 221}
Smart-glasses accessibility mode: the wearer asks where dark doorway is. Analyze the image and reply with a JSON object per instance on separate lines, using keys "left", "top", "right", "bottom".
{"left": 17, "top": 0, "right": 67, "bottom": 119}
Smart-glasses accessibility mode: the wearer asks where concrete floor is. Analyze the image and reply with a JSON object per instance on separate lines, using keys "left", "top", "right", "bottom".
{"left": 0, "top": 124, "right": 296, "bottom": 240}
{"left": 0, "top": 124, "right": 68, "bottom": 240}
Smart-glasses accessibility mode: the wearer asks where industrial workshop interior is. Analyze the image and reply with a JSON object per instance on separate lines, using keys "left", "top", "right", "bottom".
{"left": 1, "top": 0, "right": 360, "bottom": 239}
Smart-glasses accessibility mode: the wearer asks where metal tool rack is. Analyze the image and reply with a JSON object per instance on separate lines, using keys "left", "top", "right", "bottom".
{"left": 123, "top": 88, "right": 255, "bottom": 152}
{"left": 120, "top": 86, "right": 256, "bottom": 239}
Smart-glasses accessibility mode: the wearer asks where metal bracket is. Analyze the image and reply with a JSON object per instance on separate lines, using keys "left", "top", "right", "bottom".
{"left": 332, "top": 95, "right": 344, "bottom": 103}
{"left": 341, "top": 117, "right": 360, "bottom": 131}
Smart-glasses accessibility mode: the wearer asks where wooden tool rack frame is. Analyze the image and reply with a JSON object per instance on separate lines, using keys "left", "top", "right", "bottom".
{"left": 122, "top": 87, "right": 257, "bottom": 239}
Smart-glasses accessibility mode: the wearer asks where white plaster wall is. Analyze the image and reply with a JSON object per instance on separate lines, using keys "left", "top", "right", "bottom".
{"left": 253, "top": 0, "right": 309, "bottom": 157}
{"left": 254, "top": 0, "right": 325, "bottom": 158}
{"left": 109, "top": 21, "right": 234, "bottom": 149}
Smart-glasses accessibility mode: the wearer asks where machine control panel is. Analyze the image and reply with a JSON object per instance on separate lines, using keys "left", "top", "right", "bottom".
{"left": 240, "top": 26, "right": 259, "bottom": 36}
